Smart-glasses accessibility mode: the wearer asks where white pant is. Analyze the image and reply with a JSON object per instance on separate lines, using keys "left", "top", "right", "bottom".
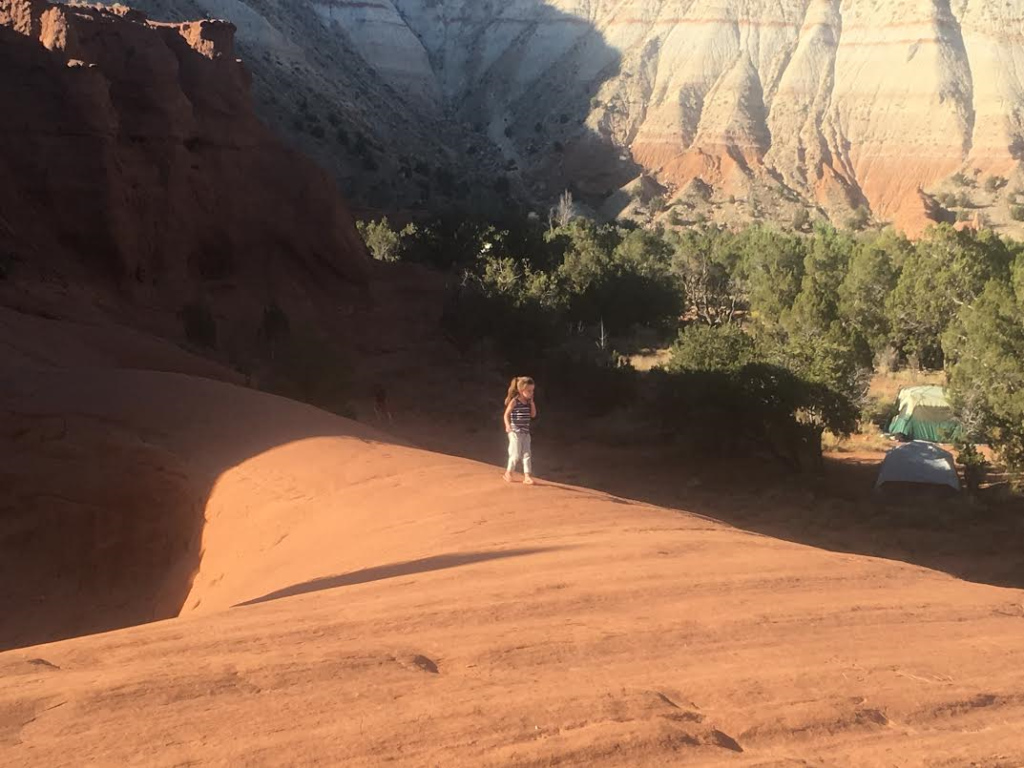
{"left": 507, "top": 431, "right": 532, "bottom": 475}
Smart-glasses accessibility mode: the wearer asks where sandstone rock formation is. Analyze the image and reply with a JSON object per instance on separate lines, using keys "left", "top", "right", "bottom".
{"left": 109, "top": 0, "right": 1024, "bottom": 234}
{"left": 0, "top": 0, "right": 369, "bottom": 352}
{"left": 4, "top": 364, "right": 1024, "bottom": 763}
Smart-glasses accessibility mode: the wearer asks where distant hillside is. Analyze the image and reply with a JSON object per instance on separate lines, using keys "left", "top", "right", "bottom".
{"left": 92, "top": 0, "right": 1024, "bottom": 235}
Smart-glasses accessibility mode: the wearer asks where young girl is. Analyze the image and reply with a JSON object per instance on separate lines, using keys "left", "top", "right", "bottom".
{"left": 502, "top": 376, "right": 537, "bottom": 484}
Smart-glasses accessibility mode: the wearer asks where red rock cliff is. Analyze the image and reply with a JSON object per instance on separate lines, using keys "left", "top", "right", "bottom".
{"left": 0, "top": 0, "right": 368, "bottom": 338}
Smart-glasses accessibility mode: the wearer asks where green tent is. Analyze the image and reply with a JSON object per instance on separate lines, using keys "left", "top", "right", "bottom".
{"left": 887, "top": 385, "right": 960, "bottom": 443}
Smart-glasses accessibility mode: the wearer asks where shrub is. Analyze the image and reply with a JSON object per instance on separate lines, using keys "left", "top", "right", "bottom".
{"left": 984, "top": 175, "right": 1007, "bottom": 193}
{"left": 951, "top": 172, "right": 971, "bottom": 187}
{"left": 845, "top": 205, "right": 870, "bottom": 231}
{"left": 838, "top": 231, "right": 903, "bottom": 355}
{"left": 181, "top": 300, "right": 217, "bottom": 349}
{"left": 356, "top": 217, "right": 416, "bottom": 262}
{"left": 956, "top": 441, "right": 988, "bottom": 494}
{"left": 792, "top": 208, "right": 810, "bottom": 231}
{"left": 690, "top": 181, "right": 713, "bottom": 203}
{"left": 1011, "top": 205, "right": 1024, "bottom": 222}
{"left": 946, "top": 280, "right": 1024, "bottom": 476}
{"left": 645, "top": 363, "right": 857, "bottom": 470}
{"left": 538, "top": 354, "right": 637, "bottom": 418}
{"left": 668, "top": 324, "right": 757, "bottom": 373}
{"left": 860, "top": 395, "right": 898, "bottom": 432}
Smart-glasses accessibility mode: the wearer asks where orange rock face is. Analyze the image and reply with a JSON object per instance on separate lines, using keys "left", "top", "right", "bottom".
{"left": 0, "top": 0, "right": 368, "bottom": 333}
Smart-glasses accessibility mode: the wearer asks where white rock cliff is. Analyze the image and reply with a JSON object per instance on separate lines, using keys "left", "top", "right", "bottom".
{"left": 119, "top": 0, "right": 1024, "bottom": 232}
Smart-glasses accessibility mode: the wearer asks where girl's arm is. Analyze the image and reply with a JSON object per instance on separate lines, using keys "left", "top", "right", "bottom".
{"left": 530, "top": 398, "right": 537, "bottom": 419}
{"left": 503, "top": 399, "right": 515, "bottom": 432}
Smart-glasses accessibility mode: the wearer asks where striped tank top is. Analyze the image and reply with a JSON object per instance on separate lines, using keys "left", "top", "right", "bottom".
{"left": 510, "top": 398, "right": 532, "bottom": 433}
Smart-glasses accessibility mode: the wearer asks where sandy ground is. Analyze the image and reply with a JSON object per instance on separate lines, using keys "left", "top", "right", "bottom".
{"left": 3, "top": 365, "right": 1024, "bottom": 766}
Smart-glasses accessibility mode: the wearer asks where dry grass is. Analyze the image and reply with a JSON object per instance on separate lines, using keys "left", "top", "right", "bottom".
{"left": 869, "top": 368, "right": 946, "bottom": 402}
{"left": 628, "top": 348, "right": 672, "bottom": 371}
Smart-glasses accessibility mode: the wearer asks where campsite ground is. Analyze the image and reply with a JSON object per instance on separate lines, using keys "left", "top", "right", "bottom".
{"left": 379, "top": 362, "right": 1024, "bottom": 594}
{"left": 384, "top": 419, "right": 1023, "bottom": 598}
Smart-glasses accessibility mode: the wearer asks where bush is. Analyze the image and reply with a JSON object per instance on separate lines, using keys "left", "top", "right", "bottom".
{"left": 668, "top": 324, "right": 756, "bottom": 373}
{"left": 1010, "top": 205, "right": 1024, "bottom": 222}
{"left": 644, "top": 363, "right": 857, "bottom": 470}
{"left": 887, "top": 224, "right": 1013, "bottom": 368}
{"left": 181, "top": 300, "right": 217, "bottom": 349}
{"left": 357, "top": 217, "right": 416, "bottom": 262}
{"left": 441, "top": 276, "right": 563, "bottom": 362}
{"left": 539, "top": 354, "right": 637, "bottom": 418}
{"left": 945, "top": 280, "right": 1024, "bottom": 476}
{"left": 984, "top": 175, "right": 1007, "bottom": 193}
{"left": 956, "top": 441, "right": 988, "bottom": 494}
{"left": 792, "top": 208, "right": 810, "bottom": 231}
{"left": 845, "top": 206, "right": 870, "bottom": 231}
{"left": 952, "top": 172, "right": 972, "bottom": 187}
{"left": 860, "top": 395, "right": 898, "bottom": 432}
{"left": 838, "top": 231, "right": 904, "bottom": 356}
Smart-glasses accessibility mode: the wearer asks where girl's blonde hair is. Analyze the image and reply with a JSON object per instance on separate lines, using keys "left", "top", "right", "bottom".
{"left": 505, "top": 376, "right": 535, "bottom": 406}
